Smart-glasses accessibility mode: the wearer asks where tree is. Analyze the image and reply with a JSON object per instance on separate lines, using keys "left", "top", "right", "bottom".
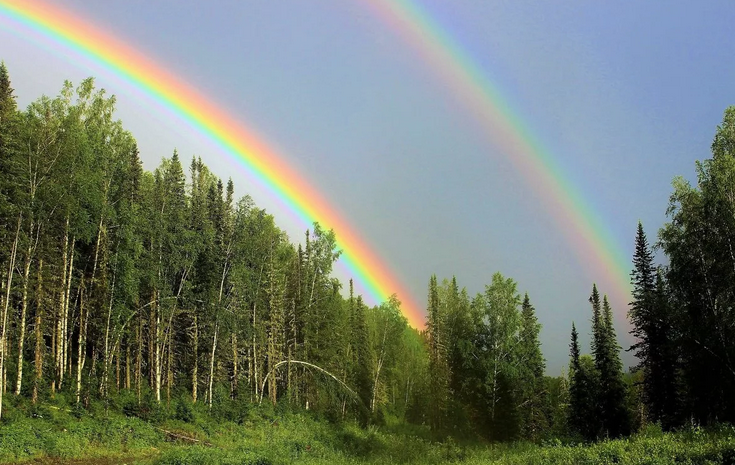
{"left": 482, "top": 272, "right": 522, "bottom": 440}
{"left": 517, "top": 294, "right": 547, "bottom": 440}
{"left": 591, "top": 285, "right": 630, "bottom": 438}
{"left": 0, "top": 61, "right": 18, "bottom": 229}
{"left": 426, "top": 274, "right": 449, "bottom": 434}
{"left": 629, "top": 222, "right": 679, "bottom": 428}
{"left": 659, "top": 107, "right": 735, "bottom": 424}
{"left": 568, "top": 322, "right": 599, "bottom": 440}
{"left": 444, "top": 277, "right": 479, "bottom": 436}
{"left": 353, "top": 295, "right": 373, "bottom": 425}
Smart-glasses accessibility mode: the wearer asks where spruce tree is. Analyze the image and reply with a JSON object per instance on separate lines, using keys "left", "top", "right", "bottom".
{"left": 600, "top": 295, "right": 630, "bottom": 437}
{"left": 568, "top": 322, "right": 599, "bottom": 440}
{"left": 629, "top": 223, "right": 679, "bottom": 428}
{"left": 0, "top": 61, "right": 18, "bottom": 232}
{"left": 591, "top": 284, "right": 630, "bottom": 438}
{"left": 589, "top": 284, "right": 603, "bottom": 359}
{"left": 517, "top": 293, "right": 546, "bottom": 440}
{"left": 427, "top": 274, "right": 449, "bottom": 435}
{"left": 353, "top": 295, "right": 373, "bottom": 425}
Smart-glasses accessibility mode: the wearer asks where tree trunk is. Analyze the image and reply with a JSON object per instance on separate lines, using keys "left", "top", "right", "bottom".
{"left": 101, "top": 271, "right": 115, "bottom": 398}
{"left": 79, "top": 219, "right": 104, "bottom": 403}
{"left": 15, "top": 219, "right": 36, "bottom": 395}
{"left": 287, "top": 345, "right": 293, "bottom": 404}
{"left": 252, "top": 303, "right": 258, "bottom": 401}
{"left": 207, "top": 322, "right": 218, "bottom": 408}
{"left": 136, "top": 310, "right": 142, "bottom": 403}
{"left": 125, "top": 339, "right": 131, "bottom": 390}
{"left": 247, "top": 346, "right": 253, "bottom": 402}
{"left": 149, "top": 292, "right": 155, "bottom": 392}
{"left": 166, "top": 328, "right": 172, "bottom": 406}
{"left": 55, "top": 219, "right": 69, "bottom": 392}
{"left": 192, "top": 314, "right": 198, "bottom": 403}
{"left": 33, "top": 259, "right": 44, "bottom": 404}
{"left": 50, "top": 294, "right": 56, "bottom": 395}
{"left": 154, "top": 294, "right": 161, "bottom": 403}
{"left": 76, "top": 284, "right": 88, "bottom": 404}
{"left": 0, "top": 215, "right": 22, "bottom": 419}
{"left": 61, "top": 237, "right": 76, "bottom": 389}
{"left": 116, "top": 343, "right": 121, "bottom": 392}
{"left": 371, "top": 325, "right": 389, "bottom": 412}
{"left": 230, "top": 333, "right": 237, "bottom": 399}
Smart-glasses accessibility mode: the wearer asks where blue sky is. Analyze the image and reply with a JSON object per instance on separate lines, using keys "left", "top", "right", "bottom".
{"left": 1, "top": 0, "right": 733, "bottom": 372}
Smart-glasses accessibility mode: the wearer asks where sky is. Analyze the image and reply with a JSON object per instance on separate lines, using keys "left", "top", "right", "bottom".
{"left": 1, "top": 0, "right": 734, "bottom": 373}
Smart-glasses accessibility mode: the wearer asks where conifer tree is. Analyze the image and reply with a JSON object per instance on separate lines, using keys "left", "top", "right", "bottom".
{"left": 517, "top": 293, "right": 546, "bottom": 440}
{"left": 426, "top": 274, "right": 449, "bottom": 434}
{"left": 0, "top": 61, "right": 19, "bottom": 254}
{"left": 568, "top": 322, "right": 599, "bottom": 440}
{"left": 591, "top": 284, "right": 630, "bottom": 438}
{"left": 353, "top": 295, "right": 373, "bottom": 425}
{"left": 602, "top": 296, "right": 630, "bottom": 436}
{"left": 629, "top": 223, "right": 679, "bottom": 428}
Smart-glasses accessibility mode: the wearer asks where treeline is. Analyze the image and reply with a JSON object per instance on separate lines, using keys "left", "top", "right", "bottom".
{"left": 0, "top": 65, "right": 427, "bottom": 427}
{"left": 627, "top": 107, "right": 735, "bottom": 431}
{"left": 0, "top": 63, "right": 619, "bottom": 443}
{"left": 564, "top": 107, "right": 735, "bottom": 441}
{"left": 2, "top": 62, "right": 735, "bottom": 445}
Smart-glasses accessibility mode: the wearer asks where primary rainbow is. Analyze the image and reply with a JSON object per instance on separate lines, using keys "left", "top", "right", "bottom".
{"left": 0, "top": 0, "right": 426, "bottom": 328}
{"left": 363, "top": 1, "right": 632, "bottom": 318}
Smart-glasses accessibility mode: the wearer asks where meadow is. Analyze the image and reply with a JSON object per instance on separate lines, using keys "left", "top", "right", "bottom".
{"left": 2, "top": 394, "right": 735, "bottom": 465}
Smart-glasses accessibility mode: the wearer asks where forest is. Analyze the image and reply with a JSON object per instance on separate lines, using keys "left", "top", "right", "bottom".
{"left": 3, "top": 62, "right": 735, "bottom": 464}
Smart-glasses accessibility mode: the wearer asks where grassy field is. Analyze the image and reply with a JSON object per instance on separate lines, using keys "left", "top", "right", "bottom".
{"left": 2, "top": 394, "right": 735, "bottom": 465}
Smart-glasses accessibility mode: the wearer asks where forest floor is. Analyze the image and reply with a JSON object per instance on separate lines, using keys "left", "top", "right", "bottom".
{"left": 2, "top": 394, "right": 735, "bottom": 465}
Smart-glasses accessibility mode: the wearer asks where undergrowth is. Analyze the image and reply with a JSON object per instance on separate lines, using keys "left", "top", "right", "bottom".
{"left": 2, "top": 392, "right": 735, "bottom": 464}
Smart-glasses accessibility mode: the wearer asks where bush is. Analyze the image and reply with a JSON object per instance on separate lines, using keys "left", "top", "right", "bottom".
{"left": 175, "top": 398, "right": 194, "bottom": 423}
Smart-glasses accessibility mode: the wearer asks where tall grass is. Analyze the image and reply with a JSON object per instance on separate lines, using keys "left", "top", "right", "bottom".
{"left": 3, "top": 392, "right": 735, "bottom": 464}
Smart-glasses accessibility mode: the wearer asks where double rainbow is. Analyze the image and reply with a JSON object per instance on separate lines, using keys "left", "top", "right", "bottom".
{"left": 1, "top": 0, "right": 632, "bottom": 328}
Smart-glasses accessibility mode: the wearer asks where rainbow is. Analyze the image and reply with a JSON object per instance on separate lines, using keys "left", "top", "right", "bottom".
{"left": 0, "top": 0, "right": 426, "bottom": 328}
{"left": 363, "top": 1, "right": 632, "bottom": 318}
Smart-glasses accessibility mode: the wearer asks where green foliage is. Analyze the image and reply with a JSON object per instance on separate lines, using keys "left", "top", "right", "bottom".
{"left": 658, "top": 106, "right": 735, "bottom": 425}
{"left": 0, "top": 399, "right": 162, "bottom": 463}
{"left": 175, "top": 398, "right": 195, "bottom": 423}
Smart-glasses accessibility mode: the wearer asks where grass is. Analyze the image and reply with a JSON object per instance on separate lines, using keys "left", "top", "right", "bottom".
{"left": 2, "top": 393, "right": 735, "bottom": 464}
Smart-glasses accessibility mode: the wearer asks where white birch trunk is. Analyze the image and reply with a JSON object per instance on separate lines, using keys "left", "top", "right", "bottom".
{"left": 33, "top": 259, "right": 44, "bottom": 404}
{"left": 207, "top": 322, "right": 218, "bottom": 408}
{"left": 15, "top": 221, "right": 35, "bottom": 395}
{"left": 0, "top": 215, "right": 22, "bottom": 419}
{"left": 192, "top": 314, "right": 198, "bottom": 403}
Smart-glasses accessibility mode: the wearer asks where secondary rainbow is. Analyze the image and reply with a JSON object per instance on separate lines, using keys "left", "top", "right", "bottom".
{"left": 364, "top": 1, "right": 632, "bottom": 315}
{"left": 0, "top": 0, "right": 425, "bottom": 328}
